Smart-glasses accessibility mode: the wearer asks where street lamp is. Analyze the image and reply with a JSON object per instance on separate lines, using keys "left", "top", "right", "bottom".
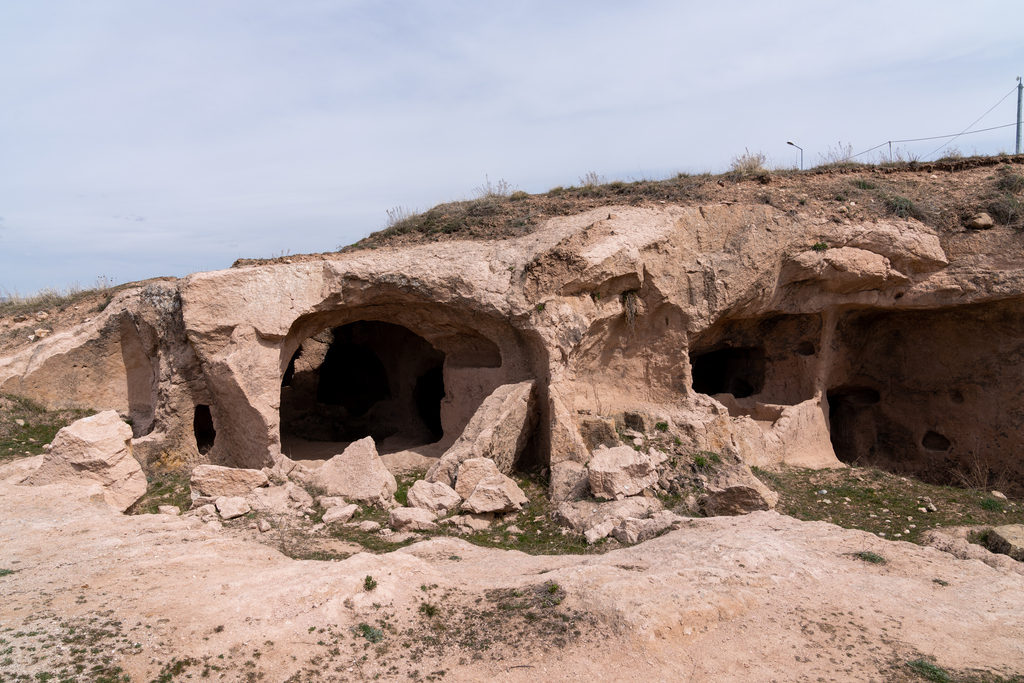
{"left": 787, "top": 141, "right": 803, "bottom": 170}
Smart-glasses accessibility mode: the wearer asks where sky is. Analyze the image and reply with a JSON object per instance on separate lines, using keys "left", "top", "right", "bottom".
{"left": 2, "top": 1, "right": 1021, "bottom": 295}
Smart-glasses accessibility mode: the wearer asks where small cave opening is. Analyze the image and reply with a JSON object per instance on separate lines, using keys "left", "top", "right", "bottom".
{"left": 690, "top": 347, "right": 766, "bottom": 399}
{"left": 922, "top": 430, "right": 951, "bottom": 451}
{"left": 796, "top": 341, "right": 816, "bottom": 356}
{"left": 193, "top": 404, "right": 216, "bottom": 455}
{"left": 826, "top": 387, "right": 881, "bottom": 464}
{"left": 279, "top": 320, "right": 447, "bottom": 459}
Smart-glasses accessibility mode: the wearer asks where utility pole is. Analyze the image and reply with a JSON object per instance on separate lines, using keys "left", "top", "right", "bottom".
{"left": 1017, "top": 76, "right": 1022, "bottom": 155}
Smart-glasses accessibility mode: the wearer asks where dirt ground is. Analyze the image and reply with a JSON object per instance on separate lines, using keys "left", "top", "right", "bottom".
{"left": 2, "top": 477, "right": 1023, "bottom": 683}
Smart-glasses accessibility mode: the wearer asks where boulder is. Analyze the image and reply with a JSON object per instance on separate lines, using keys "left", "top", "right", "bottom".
{"left": 988, "top": 525, "right": 1024, "bottom": 562}
{"left": 157, "top": 505, "right": 180, "bottom": 516}
{"left": 323, "top": 503, "right": 359, "bottom": 524}
{"left": 215, "top": 496, "right": 250, "bottom": 520}
{"left": 19, "top": 411, "right": 146, "bottom": 512}
{"left": 968, "top": 212, "right": 995, "bottom": 229}
{"left": 426, "top": 381, "right": 537, "bottom": 487}
{"left": 310, "top": 437, "right": 397, "bottom": 507}
{"left": 587, "top": 445, "right": 664, "bottom": 501}
{"left": 611, "top": 511, "right": 683, "bottom": 545}
{"left": 550, "top": 460, "right": 589, "bottom": 502}
{"left": 190, "top": 465, "right": 269, "bottom": 498}
{"left": 701, "top": 464, "right": 779, "bottom": 516}
{"left": 246, "top": 482, "right": 312, "bottom": 516}
{"left": 461, "top": 475, "right": 528, "bottom": 514}
{"left": 389, "top": 507, "right": 438, "bottom": 532}
{"left": 454, "top": 458, "right": 502, "bottom": 500}
{"left": 407, "top": 480, "right": 461, "bottom": 513}
{"left": 552, "top": 497, "right": 662, "bottom": 533}
{"left": 584, "top": 520, "right": 615, "bottom": 544}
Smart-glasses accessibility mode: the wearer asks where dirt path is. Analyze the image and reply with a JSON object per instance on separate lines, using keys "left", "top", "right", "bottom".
{"left": 1, "top": 480, "right": 1022, "bottom": 682}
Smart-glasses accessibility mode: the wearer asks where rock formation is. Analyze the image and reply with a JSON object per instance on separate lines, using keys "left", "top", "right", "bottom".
{"left": 3, "top": 172, "right": 1024, "bottom": 494}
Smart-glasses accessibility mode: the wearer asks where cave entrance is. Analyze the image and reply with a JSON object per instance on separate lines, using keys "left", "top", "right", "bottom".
{"left": 194, "top": 404, "right": 216, "bottom": 455}
{"left": 279, "top": 321, "right": 446, "bottom": 459}
{"left": 690, "top": 347, "right": 766, "bottom": 399}
{"left": 826, "top": 387, "right": 881, "bottom": 465}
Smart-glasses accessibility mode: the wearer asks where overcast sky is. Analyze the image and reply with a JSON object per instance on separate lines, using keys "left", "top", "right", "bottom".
{"left": 2, "top": 1, "right": 1021, "bottom": 295}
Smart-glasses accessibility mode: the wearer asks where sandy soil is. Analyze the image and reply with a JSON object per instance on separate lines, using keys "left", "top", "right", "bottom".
{"left": 2, "top": 478, "right": 1022, "bottom": 682}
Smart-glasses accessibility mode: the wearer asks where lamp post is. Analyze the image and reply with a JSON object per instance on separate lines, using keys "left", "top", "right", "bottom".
{"left": 787, "top": 141, "right": 803, "bottom": 170}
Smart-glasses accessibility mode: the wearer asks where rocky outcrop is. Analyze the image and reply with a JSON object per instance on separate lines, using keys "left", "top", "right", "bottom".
{"left": 406, "top": 480, "right": 461, "bottom": 513}
{"left": 460, "top": 475, "right": 528, "bottom": 514}
{"left": 19, "top": 411, "right": 146, "bottom": 512}
{"left": 5, "top": 181, "right": 1024, "bottom": 492}
{"left": 988, "top": 525, "right": 1024, "bottom": 562}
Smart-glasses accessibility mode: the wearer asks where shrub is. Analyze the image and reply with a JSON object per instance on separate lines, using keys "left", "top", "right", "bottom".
{"left": 655, "top": 422, "right": 668, "bottom": 432}
{"left": 364, "top": 575, "right": 377, "bottom": 591}
{"left": 980, "top": 498, "right": 1004, "bottom": 512}
{"left": 852, "top": 551, "right": 887, "bottom": 564}
{"left": 729, "top": 148, "right": 768, "bottom": 176}
{"left": 887, "top": 196, "right": 916, "bottom": 218}
{"left": 906, "top": 658, "right": 951, "bottom": 683}
{"left": 812, "top": 242, "right": 828, "bottom": 252}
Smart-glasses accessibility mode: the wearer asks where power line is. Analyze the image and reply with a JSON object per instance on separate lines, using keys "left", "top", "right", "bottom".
{"left": 850, "top": 84, "right": 1020, "bottom": 160}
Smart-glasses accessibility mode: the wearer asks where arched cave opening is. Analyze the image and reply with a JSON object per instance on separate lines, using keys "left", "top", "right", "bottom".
{"left": 193, "top": 404, "right": 216, "bottom": 455}
{"left": 826, "top": 387, "right": 881, "bottom": 465}
{"left": 690, "top": 347, "right": 766, "bottom": 399}
{"left": 279, "top": 320, "right": 447, "bottom": 458}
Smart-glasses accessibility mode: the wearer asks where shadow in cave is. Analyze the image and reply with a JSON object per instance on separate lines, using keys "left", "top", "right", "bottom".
{"left": 279, "top": 321, "right": 446, "bottom": 461}
{"left": 690, "top": 347, "right": 765, "bottom": 399}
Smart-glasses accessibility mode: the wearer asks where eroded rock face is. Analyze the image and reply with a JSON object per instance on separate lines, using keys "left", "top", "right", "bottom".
{"left": 587, "top": 445, "right": 665, "bottom": 500}
{"left": 5, "top": 190, "right": 1024, "bottom": 492}
{"left": 701, "top": 464, "right": 779, "bottom": 516}
{"left": 19, "top": 411, "right": 146, "bottom": 512}
{"left": 190, "top": 465, "right": 269, "bottom": 498}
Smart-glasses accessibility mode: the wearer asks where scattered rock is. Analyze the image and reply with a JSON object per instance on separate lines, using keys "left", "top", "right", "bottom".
{"left": 968, "top": 212, "right": 995, "bottom": 229}
{"left": 584, "top": 520, "right": 615, "bottom": 544}
{"left": 407, "top": 480, "right": 461, "bottom": 513}
{"left": 988, "top": 525, "right": 1024, "bottom": 562}
{"left": 453, "top": 458, "right": 502, "bottom": 500}
{"left": 206, "top": 520, "right": 223, "bottom": 532}
{"left": 701, "top": 464, "right": 779, "bottom": 516}
{"left": 310, "top": 437, "right": 397, "bottom": 507}
{"left": 317, "top": 495, "right": 347, "bottom": 510}
{"left": 460, "top": 475, "right": 528, "bottom": 514}
{"left": 246, "top": 482, "right": 310, "bottom": 516}
{"left": 358, "top": 520, "right": 381, "bottom": 533}
{"left": 550, "top": 460, "right": 589, "bottom": 502}
{"left": 921, "top": 530, "right": 1024, "bottom": 575}
{"left": 611, "top": 511, "right": 683, "bottom": 545}
{"left": 215, "top": 496, "right": 251, "bottom": 520}
{"left": 35, "top": 311, "right": 49, "bottom": 321}
{"left": 322, "top": 503, "right": 359, "bottom": 524}
{"left": 18, "top": 411, "right": 146, "bottom": 512}
{"left": 587, "top": 445, "right": 664, "bottom": 500}
{"left": 443, "top": 513, "right": 494, "bottom": 532}
{"left": 991, "top": 491, "right": 1008, "bottom": 500}
{"left": 388, "top": 507, "right": 438, "bottom": 532}
{"left": 190, "top": 465, "right": 269, "bottom": 498}
{"left": 34, "top": 328, "right": 51, "bottom": 339}
{"left": 257, "top": 518, "right": 272, "bottom": 533}
{"left": 553, "top": 497, "right": 662, "bottom": 534}
{"left": 157, "top": 505, "right": 180, "bottom": 516}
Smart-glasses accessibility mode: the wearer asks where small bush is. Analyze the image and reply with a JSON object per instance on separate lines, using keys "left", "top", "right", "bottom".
{"left": 693, "top": 454, "right": 709, "bottom": 469}
{"left": 354, "top": 623, "right": 383, "bottom": 643}
{"left": 906, "top": 658, "right": 951, "bottom": 683}
{"left": 579, "top": 171, "right": 606, "bottom": 188}
{"left": 980, "top": 498, "right": 1004, "bottom": 512}
{"left": 852, "top": 551, "right": 887, "bottom": 565}
{"left": 364, "top": 575, "right": 377, "bottom": 591}
{"left": 474, "top": 175, "right": 512, "bottom": 199}
{"left": 655, "top": 421, "right": 668, "bottom": 432}
{"left": 509, "top": 190, "right": 529, "bottom": 201}
{"left": 853, "top": 179, "right": 876, "bottom": 190}
{"left": 887, "top": 196, "right": 916, "bottom": 219}
{"left": 997, "top": 171, "right": 1024, "bottom": 194}
{"left": 419, "top": 603, "right": 439, "bottom": 618}
{"left": 729, "top": 148, "right": 768, "bottom": 176}
{"left": 535, "top": 303, "right": 545, "bottom": 312}
{"left": 812, "top": 242, "right": 828, "bottom": 252}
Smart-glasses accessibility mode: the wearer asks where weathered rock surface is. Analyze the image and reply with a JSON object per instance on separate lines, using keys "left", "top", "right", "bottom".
{"left": 426, "top": 381, "right": 537, "bottom": 487}
{"left": 406, "top": 480, "right": 461, "bottom": 513}
{"left": 190, "top": 464, "right": 269, "bottom": 498}
{"left": 701, "top": 463, "right": 779, "bottom": 516}
{"left": 311, "top": 437, "right": 397, "bottom": 507}
{"left": 988, "top": 525, "right": 1024, "bottom": 562}
{"left": 157, "top": 505, "right": 180, "bottom": 516}
{"left": 19, "top": 411, "right": 146, "bottom": 512}
{"left": 388, "top": 506, "right": 438, "bottom": 532}
{"left": 587, "top": 445, "right": 664, "bottom": 500}
{"left": 460, "top": 475, "right": 528, "bottom": 514}
{"left": 549, "top": 460, "right": 589, "bottom": 502}
{"left": 247, "top": 482, "right": 313, "bottom": 515}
